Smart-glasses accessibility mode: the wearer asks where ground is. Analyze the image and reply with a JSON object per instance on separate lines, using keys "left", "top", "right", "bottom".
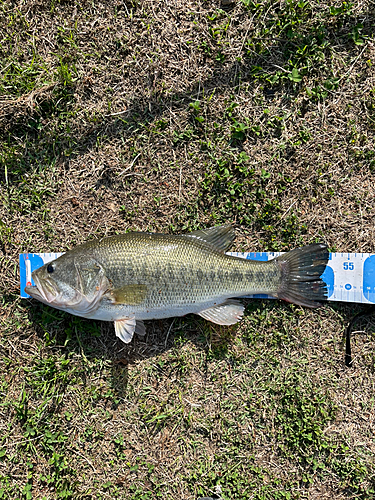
{"left": 0, "top": 0, "right": 375, "bottom": 499}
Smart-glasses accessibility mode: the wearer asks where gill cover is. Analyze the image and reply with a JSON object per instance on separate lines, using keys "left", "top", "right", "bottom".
{"left": 71, "top": 255, "right": 111, "bottom": 314}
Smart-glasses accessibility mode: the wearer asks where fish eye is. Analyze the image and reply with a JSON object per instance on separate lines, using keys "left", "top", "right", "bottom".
{"left": 46, "top": 264, "right": 55, "bottom": 273}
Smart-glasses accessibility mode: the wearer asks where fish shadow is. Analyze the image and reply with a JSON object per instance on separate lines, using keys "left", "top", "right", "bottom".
{"left": 24, "top": 300, "right": 236, "bottom": 402}
{"left": 24, "top": 298, "right": 375, "bottom": 405}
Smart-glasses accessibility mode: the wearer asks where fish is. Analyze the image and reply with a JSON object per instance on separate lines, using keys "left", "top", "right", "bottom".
{"left": 24, "top": 225, "right": 328, "bottom": 344}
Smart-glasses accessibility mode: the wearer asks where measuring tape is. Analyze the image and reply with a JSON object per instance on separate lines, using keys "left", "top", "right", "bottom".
{"left": 20, "top": 251, "right": 375, "bottom": 304}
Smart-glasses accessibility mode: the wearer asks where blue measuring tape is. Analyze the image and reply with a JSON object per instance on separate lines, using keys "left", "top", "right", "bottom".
{"left": 20, "top": 251, "right": 375, "bottom": 303}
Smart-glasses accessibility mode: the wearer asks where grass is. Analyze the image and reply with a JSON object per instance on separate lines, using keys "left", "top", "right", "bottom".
{"left": 1, "top": 0, "right": 375, "bottom": 498}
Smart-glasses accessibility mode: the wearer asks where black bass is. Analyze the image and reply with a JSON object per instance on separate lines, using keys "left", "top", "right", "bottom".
{"left": 25, "top": 225, "right": 328, "bottom": 343}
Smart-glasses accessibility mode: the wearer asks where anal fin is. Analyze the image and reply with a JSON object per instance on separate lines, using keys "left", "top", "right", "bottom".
{"left": 197, "top": 299, "right": 244, "bottom": 325}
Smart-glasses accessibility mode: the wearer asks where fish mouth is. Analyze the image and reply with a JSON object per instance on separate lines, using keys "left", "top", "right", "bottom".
{"left": 25, "top": 274, "right": 58, "bottom": 304}
{"left": 25, "top": 284, "right": 44, "bottom": 301}
{"left": 25, "top": 275, "right": 92, "bottom": 312}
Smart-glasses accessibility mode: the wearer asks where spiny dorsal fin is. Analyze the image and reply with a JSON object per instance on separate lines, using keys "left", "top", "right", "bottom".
{"left": 183, "top": 225, "right": 235, "bottom": 252}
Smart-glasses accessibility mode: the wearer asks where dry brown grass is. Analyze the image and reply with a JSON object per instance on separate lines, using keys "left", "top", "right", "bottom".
{"left": 0, "top": 0, "right": 375, "bottom": 498}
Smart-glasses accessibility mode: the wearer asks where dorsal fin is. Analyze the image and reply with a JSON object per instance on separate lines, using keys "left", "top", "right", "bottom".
{"left": 183, "top": 225, "right": 235, "bottom": 252}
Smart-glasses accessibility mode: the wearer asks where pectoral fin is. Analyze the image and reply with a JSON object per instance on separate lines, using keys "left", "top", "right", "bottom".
{"left": 197, "top": 299, "right": 244, "bottom": 325}
{"left": 107, "top": 284, "right": 148, "bottom": 305}
{"left": 115, "top": 317, "right": 137, "bottom": 343}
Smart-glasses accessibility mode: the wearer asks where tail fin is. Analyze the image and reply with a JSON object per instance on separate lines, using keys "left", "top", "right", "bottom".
{"left": 275, "top": 243, "right": 328, "bottom": 308}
